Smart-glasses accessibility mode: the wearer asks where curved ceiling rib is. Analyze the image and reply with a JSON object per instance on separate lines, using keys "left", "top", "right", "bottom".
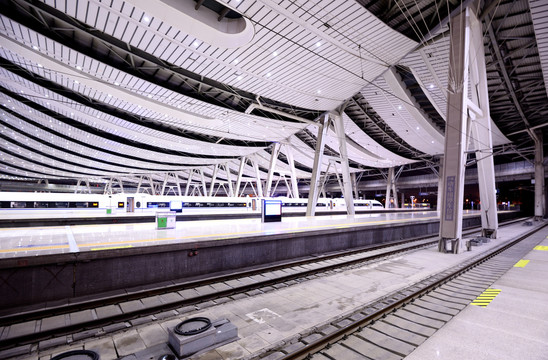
{"left": 0, "top": 1, "right": 321, "bottom": 119}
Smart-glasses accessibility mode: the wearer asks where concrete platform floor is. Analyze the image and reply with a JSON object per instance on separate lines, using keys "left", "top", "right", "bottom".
{"left": 5, "top": 220, "right": 543, "bottom": 360}
{"left": 0, "top": 210, "right": 454, "bottom": 258}
{"left": 405, "top": 224, "right": 548, "bottom": 360}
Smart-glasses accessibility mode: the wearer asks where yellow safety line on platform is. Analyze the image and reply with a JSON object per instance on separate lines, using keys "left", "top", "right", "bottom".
{"left": 0, "top": 245, "right": 69, "bottom": 253}
{"left": 91, "top": 245, "right": 133, "bottom": 251}
{"left": 2, "top": 216, "right": 440, "bottom": 254}
{"left": 514, "top": 259, "right": 530, "bottom": 267}
{"left": 534, "top": 245, "right": 548, "bottom": 251}
{"left": 470, "top": 288, "right": 501, "bottom": 307}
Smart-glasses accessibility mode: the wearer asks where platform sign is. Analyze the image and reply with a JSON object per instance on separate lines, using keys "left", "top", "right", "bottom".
{"left": 170, "top": 200, "right": 183, "bottom": 213}
{"left": 156, "top": 211, "right": 176, "bottom": 229}
{"left": 262, "top": 199, "right": 282, "bottom": 223}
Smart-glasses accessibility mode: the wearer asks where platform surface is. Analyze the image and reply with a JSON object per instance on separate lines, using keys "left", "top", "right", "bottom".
{"left": 5, "top": 219, "right": 543, "bottom": 360}
{"left": 0, "top": 210, "right": 477, "bottom": 259}
{"left": 405, "top": 225, "right": 548, "bottom": 360}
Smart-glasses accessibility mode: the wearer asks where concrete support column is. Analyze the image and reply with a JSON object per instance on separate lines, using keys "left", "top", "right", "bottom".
{"left": 469, "top": 7, "right": 498, "bottom": 237}
{"left": 384, "top": 167, "right": 398, "bottom": 209}
{"left": 332, "top": 113, "right": 355, "bottom": 215}
{"left": 223, "top": 163, "right": 234, "bottom": 197}
{"left": 199, "top": 169, "right": 207, "bottom": 196}
{"left": 351, "top": 173, "right": 358, "bottom": 199}
{"left": 235, "top": 157, "right": 246, "bottom": 197}
{"left": 392, "top": 173, "right": 398, "bottom": 208}
{"left": 306, "top": 113, "right": 329, "bottom": 216}
{"left": 534, "top": 131, "right": 545, "bottom": 219}
{"left": 439, "top": 6, "right": 471, "bottom": 253}
{"left": 252, "top": 159, "right": 264, "bottom": 197}
{"left": 285, "top": 144, "right": 300, "bottom": 198}
{"left": 184, "top": 169, "right": 194, "bottom": 196}
{"left": 209, "top": 164, "right": 219, "bottom": 196}
{"left": 385, "top": 168, "right": 393, "bottom": 209}
{"left": 265, "top": 143, "right": 281, "bottom": 197}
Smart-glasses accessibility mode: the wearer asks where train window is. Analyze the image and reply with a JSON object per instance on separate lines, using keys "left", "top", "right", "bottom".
{"left": 0, "top": 201, "right": 11, "bottom": 208}
{"left": 54, "top": 202, "right": 69, "bottom": 208}
{"left": 10, "top": 201, "right": 26, "bottom": 208}
{"left": 34, "top": 202, "right": 49, "bottom": 208}
{"left": 70, "top": 202, "right": 89, "bottom": 208}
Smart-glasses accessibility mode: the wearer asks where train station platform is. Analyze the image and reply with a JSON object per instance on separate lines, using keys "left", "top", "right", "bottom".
{"left": 0, "top": 210, "right": 519, "bottom": 310}
{"left": 405, "top": 224, "right": 548, "bottom": 360}
{"left": 0, "top": 216, "right": 543, "bottom": 360}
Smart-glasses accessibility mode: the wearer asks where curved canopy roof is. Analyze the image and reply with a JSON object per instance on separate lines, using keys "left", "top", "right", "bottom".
{"left": 0, "top": 0, "right": 545, "bottom": 187}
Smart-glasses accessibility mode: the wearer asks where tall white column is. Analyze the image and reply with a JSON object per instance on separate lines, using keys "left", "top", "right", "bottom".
{"left": 252, "top": 159, "right": 264, "bottom": 197}
{"left": 439, "top": 6, "right": 471, "bottom": 253}
{"left": 265, "top": 143, "right": 281, "bottom": 197}
{"left": 385, "top": 168, "right": 393, "bottom": 209}
{"left": 351, "top": 173, "right": 358, "bottom": 199}
{"left": 534, "top": 131, "right": 545, "bottom": 219}
{"left": 199, "top": 169, "right": 207, "bottom": 196}
{"left": 223, "top": 163, "right": 234, "bottom": 197}
{"left": 235, "top": 157, "right": 246, "bottom": 197}
{"left": 332, "top": 113, "right": 355, "bottom": 215}
{"left": 209, "top": 164, "right": 219, "bottom": 196}
{"left": 285, "top": 144, "right": 300, "bottom": 198}
{"left": 306, "top": 114, "right": 329, "bottom": 216}
{"left": 469, "top": 7, "right": 498, "bottom": 237}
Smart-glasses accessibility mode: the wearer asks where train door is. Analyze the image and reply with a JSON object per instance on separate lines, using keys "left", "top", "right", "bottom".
{"left": 127, "top": 197, "right": 135, "bottom": 212}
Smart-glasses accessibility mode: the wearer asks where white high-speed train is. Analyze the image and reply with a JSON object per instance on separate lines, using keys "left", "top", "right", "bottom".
{"left": 0, "top": 192, "right": 385, "bottom": 216}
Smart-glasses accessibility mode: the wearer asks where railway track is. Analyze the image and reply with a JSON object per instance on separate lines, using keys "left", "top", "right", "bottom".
{"left": 0, "top": 217, "right": 531, "bottom": 354}
{"left": 250, "top": 221, "right": 546, "bottom": 360}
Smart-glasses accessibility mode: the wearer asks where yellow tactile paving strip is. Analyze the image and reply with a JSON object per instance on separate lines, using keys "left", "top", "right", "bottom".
{"left": 470, "top": 288, "right": 502, "bottom": 307}
{"left": 513, "top": 259, "right": 530, "bottom": 268}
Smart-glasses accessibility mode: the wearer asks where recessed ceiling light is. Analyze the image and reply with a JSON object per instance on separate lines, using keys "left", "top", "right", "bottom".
{"left": 193, "top": 41, "right": 200, "bottom": 47}
{"left": 74, "top": 80, "right": 79, "bottom": 84}
{"left": 114, "top": 82, "right": 120, "bottom": 86}
{"left": 317, "top": 90, "right": 321, "bottom": 94}
{"left": 273, "top": 51, "right": 278, "bottom": 56}
{"left": 32, "top": 45, "right": 38, "bottom": 50}
{"left": 316, "top": 42, "right": 321, "bottom": 47}
{"left": 143, "top": 16, "right": 150, "bottom": 22}
{"left": 233, "top": 59, "right": 239, "bottom": 64}
{"left": 416, "top": 126, "right": 419, "bottom": 130}
{"left": 266, "top": 72, "right": 271, "bottom": 77}
{"left": 429, "top": 84, "right": 434, "bottom": 89}
{"left": 76, "top": 65, "right": 82, "bottom": 70}
{"left": 397, "top": 105, "right": 402, "bottom": 110}
{"left": 237, "top": 76, "right": 242, "bottom": 80}
{"left": 37, "top": 64, "right": 43, "bottom": 68}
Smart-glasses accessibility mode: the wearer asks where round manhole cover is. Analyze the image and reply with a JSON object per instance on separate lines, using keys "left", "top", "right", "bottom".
{"left": 51, "top": 350, "right": 99, "bottom": 360}
{"left": 174, "top": 317, "right": 212, "bottom": 336}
